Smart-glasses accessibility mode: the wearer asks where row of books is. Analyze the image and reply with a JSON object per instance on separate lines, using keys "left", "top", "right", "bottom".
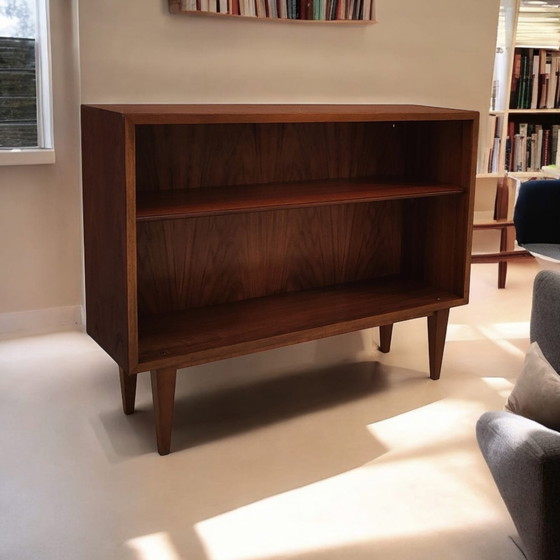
{"left": 505, "top": 122, "right": 560, "bottom": 173}
{"left": 181, "top": 0, "right": 374, "bottom": 19}
{"left": 482, "top": 114, "right": 503, "bottom": 173}
{"left": 510, "top": 48, "right": 560, "bottom": 110}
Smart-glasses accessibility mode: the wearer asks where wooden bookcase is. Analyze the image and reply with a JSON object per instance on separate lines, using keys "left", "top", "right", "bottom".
{"left": 81, "top": 104, "right": 478, "bottom": 455}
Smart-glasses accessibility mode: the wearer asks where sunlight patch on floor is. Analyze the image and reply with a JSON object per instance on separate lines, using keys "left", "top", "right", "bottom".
{"left": 481, "top": 377, "right": 515, "bottom": 400}
{"left": 126, "top": 532, "right": 182, "bottom": 560}
{"left": 195, "top": 455, "right": 501, "bottom": 560}
{"left": 447, "top": 321, "right": 529, "bottom": 344}
{"left": 195, "top": 399, "right": 501, "bottom": 560}
{"left": 367, "top": 398, "right": 486, "bottom": 451}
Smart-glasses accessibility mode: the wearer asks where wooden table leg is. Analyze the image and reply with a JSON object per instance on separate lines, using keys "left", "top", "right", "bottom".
{"left": 119, "top": 367, "right": 137, "bottom": 415}
{"left": 378, "top": 324, "right": 393, "bottom": 353}
{"left": 150, "top": 367, "right": 177, "bottom": 456}
{"left": 427, "top": 309, "right": 450, "bottom": 380}
{"left": 498, "top": 225, "right": 510, "bottom": 289}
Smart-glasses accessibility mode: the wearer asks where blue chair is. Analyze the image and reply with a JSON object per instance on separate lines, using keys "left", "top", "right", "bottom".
{"left": 514, "top": 179, "right": 560, "bottom": 267}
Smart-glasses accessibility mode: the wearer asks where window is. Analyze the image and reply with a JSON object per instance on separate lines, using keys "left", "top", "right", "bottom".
{"left": 0, "top": 0, "right": 54, "bottom": 165}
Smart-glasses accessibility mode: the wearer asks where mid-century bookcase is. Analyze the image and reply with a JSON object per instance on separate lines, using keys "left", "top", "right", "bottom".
{"left": 81, "top": 104, "right": 478, "bottom": 455}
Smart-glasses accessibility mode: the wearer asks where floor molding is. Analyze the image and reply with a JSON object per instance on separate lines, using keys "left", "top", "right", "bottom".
{"left": 0, "top": 305, "right": 84, "bottom": 340}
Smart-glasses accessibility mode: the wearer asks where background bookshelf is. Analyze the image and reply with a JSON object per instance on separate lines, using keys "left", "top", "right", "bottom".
{"left": 168, "top": 0, "right": 375, "bottom": 22}
{"left": 473, "top": 0, "right": 560, "bottom": 287}
{"left": 480, "top": 0, "right": 560, "bottom": 178}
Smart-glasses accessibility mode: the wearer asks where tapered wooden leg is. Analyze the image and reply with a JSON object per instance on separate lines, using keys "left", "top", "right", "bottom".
{"left": 119, "top": 367, "right": 137, "bottom": 415}
{"left": 150, "top": 367, "right": 177, "bottom": 456}
{"left": 427, "top": 309, "right": 450, "bottom": 380}
{"left": 498, "top": 262, "right": 508, "bottom": 289}
{"left": 378, "top": 324, "right": 393, "bottom": 353}
{"left": 498, "top": 226, "right": 509, "bottom": 289}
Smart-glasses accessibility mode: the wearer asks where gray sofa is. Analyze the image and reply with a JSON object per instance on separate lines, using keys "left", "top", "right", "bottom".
{"left": 476, "top": 270, "right": 560, "bottom": 560}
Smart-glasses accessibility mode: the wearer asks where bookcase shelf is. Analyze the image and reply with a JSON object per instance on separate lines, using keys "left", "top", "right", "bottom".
{"left": 137, "top": 278, "right": 460, "bottom": 370}
{"left": 81, "top": 103, "right": 477, "bottom": 454}
{"left": 136, "top": 179, "right": 464, "bottom": 221}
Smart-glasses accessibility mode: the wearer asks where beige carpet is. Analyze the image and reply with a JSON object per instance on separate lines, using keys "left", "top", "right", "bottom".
{"left": 0, "top": 262, "right": 537, "bottom": 560}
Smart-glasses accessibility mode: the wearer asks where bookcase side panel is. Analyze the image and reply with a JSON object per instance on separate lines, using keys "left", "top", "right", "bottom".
{"left": 401, "top": 119, "right": 477, "bottom": 298}
{"left": 81, "top": 107, "right": 138, "bottom": 370}
{"left": 136, "top": 202, "right": 403, "bottom": 315}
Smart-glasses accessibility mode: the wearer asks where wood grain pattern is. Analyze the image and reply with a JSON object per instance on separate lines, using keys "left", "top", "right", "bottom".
{"left": 428, "top": 309, "right": 450, "bottom": 381}
{"left": 81, "top": 106, "right": 138, "bottom": 371}
{"left": 82, "top": 104, "right": 479, "bottom": 125}
{"left": 151, "top": 367, "right": 177, "bottom": 455}
{"left": 136, "top": 180, "right": 463, "bottom": 220}
{"left": 472, "top": 176, "right": 521, "bottom": 289}
{"left": 134, "top": 122, "right": 408, "bottom": 192}
{"left": 136, "top": 202, "right": 402, "bottom": 314}
{"left": 378, "top": 325, "right": 393, "bottom": 353}
{"left": 119, "top": 367, "right": 137, "bottom": 415}
{"left": 81, "top": 104, "right": 478, "bottom": 452}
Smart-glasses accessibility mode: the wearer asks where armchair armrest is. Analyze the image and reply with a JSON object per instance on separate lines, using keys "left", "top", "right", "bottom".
{"left": 477, "top": 411, "right": 560, "bottom": 560}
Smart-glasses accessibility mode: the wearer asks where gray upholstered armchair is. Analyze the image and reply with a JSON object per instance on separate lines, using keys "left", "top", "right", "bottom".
{"left": 477, "top": 270, "right": 560, "bottom": 560}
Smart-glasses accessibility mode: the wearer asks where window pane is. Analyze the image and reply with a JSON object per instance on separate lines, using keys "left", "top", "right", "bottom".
{"left": 0, "top": 0, "right": 38, "bottom": 148}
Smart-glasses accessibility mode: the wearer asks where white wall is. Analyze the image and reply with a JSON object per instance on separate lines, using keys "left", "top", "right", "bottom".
{"left": 0, "top": 0, "right": 83, "bottom": 336}
{"left": 79, "top": 0, "right": 499, "bottom": 113}
{"left": 0, "top": 0, "right": 499, "bottom": 342}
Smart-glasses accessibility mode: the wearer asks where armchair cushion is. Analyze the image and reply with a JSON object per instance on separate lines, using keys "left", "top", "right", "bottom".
{"left": 506, "top": 342, "right": 560, "bottom": 431}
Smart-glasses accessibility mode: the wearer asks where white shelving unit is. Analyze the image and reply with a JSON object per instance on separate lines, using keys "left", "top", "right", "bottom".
{"left": 471, "top": 0, "right": 560, "bottom": 288}
{"left": 480, "top": 0, "right": 560, "bottom": 178}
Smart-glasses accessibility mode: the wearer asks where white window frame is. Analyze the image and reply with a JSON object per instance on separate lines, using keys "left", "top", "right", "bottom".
{"left": 0, "top": 0, "right": 54, "bottom": 166}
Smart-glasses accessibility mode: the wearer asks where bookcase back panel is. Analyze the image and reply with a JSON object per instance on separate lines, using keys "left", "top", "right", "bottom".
{"left": 134, "top": 122, "right": 411, "bottom": 191}
{"left": 403, "top": 121, "right": 474, "bottom": 187}
{"left": 401, "top": 195, "right": 470, "bottom": 298}
{"left": 136, "top": 201, "right": 402, "bottom": 314}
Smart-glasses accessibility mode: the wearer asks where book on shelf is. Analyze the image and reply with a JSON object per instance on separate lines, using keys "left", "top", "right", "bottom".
{"left": 478, "top": 113, "right": 505, "bottom": 174}
{"left": 530, "top": 51, "right": 539, "bottom": 109}
{"left": 510, "top": 50, "right": 521, "bottom": 109}
{"left": 552, "top": 124, "right": 560, "bottom": 165}
{"left": 182, "top": 0, "right": 373, "bottom": 19}
{"left": 491, "top": 137, "right": 500, "bottom": 173}
{"left": 509, "top": 48, "right": 560, "bottom": 110}
{"left": 507, "top": 120, "right": 560, "bottom": 173}
{"left": 543, "top": 128, "right": 551, "bottom": 167}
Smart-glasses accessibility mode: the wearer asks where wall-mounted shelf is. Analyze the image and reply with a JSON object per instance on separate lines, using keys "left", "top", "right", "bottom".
{"left": 168, "top": 0, "right": 375, "bottom": 22}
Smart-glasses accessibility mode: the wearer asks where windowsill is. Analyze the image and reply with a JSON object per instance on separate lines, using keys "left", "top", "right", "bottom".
{"left": 0, "top": 149, "right": 56, "bottom": 167}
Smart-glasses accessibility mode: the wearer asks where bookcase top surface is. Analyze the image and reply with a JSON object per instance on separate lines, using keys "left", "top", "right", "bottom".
{"left": 81, "top": 103, "right": 478, "bottom": 124}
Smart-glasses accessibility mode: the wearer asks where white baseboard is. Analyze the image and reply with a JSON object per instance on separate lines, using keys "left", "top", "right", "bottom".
{"left": 0, "top": 305, "right": 85, "bottom": 340}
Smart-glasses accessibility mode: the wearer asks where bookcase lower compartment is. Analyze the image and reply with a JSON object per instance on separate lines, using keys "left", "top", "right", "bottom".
{"left": 122, "top": 297, "right": 455, "bottom": 455}
{"left": 136, "top": 277, "right": 463, "bottom": 370}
